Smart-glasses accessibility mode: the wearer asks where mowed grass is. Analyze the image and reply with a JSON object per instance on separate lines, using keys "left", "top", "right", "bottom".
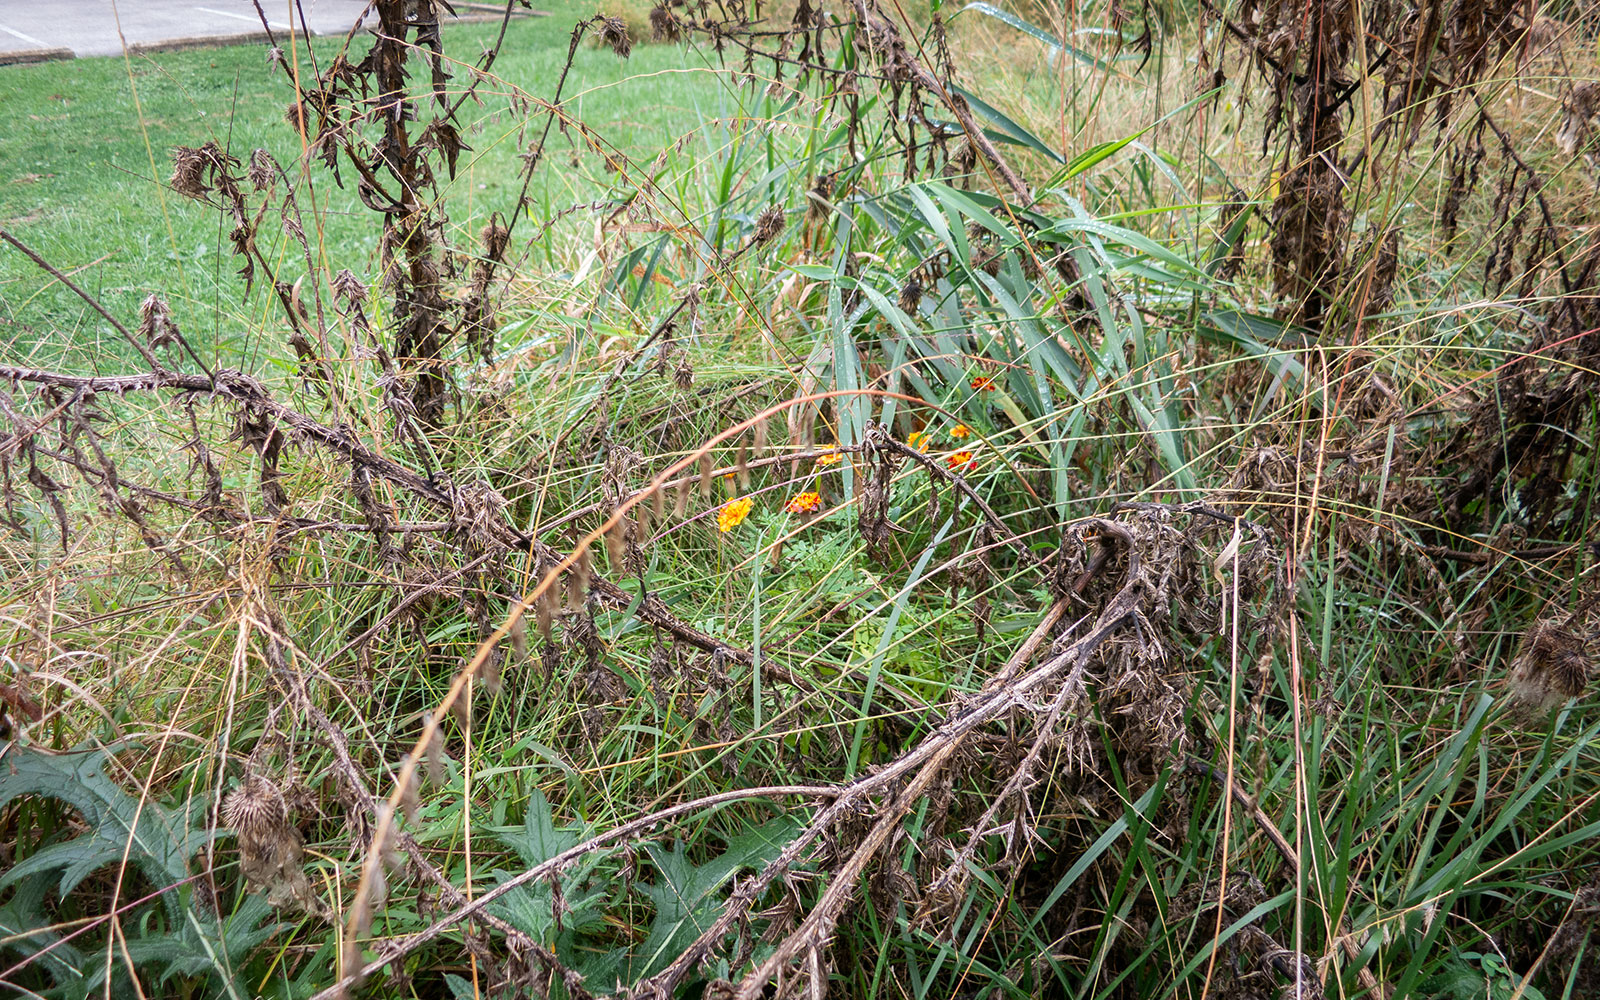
{"left": 0, "top": 3, "right": 727, "bottom": 369}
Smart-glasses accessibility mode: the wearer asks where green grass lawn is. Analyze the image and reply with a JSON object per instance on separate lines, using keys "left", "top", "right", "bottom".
{"left": 0, "top": 3, "right": 732, "bottom": 369}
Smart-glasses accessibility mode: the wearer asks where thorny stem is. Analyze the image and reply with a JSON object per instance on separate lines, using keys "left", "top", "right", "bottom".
{"left": 880, "top": 434, "right": 1045, "bottom": 568}
{"left": 305, "top": 784, "right": 843, "bottom": 1000}
{"left": 643, "top": 522, "right": 1147, "bottom": 995}
{"left": 0, "top": 365, "right": 450, "bottom": 507}
{"left": 0, "top": 230, "right": 163, "bottom": 371}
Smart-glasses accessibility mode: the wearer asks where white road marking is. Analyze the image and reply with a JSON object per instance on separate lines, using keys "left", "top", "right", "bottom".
{"left": 193, "top": 6, "right": 293, "bottom": 30}
{"left": 0, "top": 23, "right": 50, "bottom": 47}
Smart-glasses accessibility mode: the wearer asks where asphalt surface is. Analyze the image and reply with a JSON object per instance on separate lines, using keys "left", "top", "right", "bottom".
{"left": 0, "top": 1, "right": 454, "bottom": 62}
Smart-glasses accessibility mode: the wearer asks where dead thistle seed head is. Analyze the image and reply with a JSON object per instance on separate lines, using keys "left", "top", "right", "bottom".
{"left": 169, "top": 145, "right": 210, "bottom": 199}
{"left": 223, "top": 773, "right": 288, "bottom": 836}
{"left": 138, "top": 294, "right": 181, "bottom": 352}
{"left": 754, "top": 204, "right": 786, "bottom": 244}
{"left": 247, "top": 148, "right": 275, "bottom": 191}
{"left": 1557, "top": 82, "right": 1600, "bottom": 156}
{"left": 332, "top": 268, "right": 368, "bottom": 308}
{"left": 897, "top": 275, "right": 924, "bottom": 313}
{"left": 674, "top": 354, "right": 694, "bottom": 390}
{"left": 649, "top": 4, "right": 684, "bottom": 43}
{"left": 480, "top": 218, "right": 510, "bottom": 260}
{"left": 1509, "top": 617, "right": 1592, "bottom": 710}
{"left": 598, "top": 16, "right": 632, "bottom": 58}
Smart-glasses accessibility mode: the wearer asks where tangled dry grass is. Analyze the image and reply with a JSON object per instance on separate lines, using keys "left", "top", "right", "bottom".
{"left": 1, "top": 0, "right": 1599, "bottom": 998}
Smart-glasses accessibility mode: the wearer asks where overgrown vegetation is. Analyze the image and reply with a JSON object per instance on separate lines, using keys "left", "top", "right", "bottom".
{"left": 1, "top": 0, "right": 1598, "bottom": 997}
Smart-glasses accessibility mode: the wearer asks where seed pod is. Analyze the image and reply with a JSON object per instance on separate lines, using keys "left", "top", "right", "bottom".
{"left": 604, "top": 511, "right": 626, "bottom": 567}
{"left": 399, "top": 762, "right": 422, "bottom": 824}
{"left": 481, "top": 645, "right": 504, "bottom": 696}
{"left": 424, "top": 722, "right": 448, "bottom": 786}
{"left": 698, "top": 453, "right": 714, "bottom": 496}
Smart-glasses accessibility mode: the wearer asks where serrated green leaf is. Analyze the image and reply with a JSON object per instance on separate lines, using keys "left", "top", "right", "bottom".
{"left": 629, "top": 816, "right": 802, "bottom": 979}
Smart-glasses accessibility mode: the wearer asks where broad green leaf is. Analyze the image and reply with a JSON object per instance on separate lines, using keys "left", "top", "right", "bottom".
{"left": 632, "top": 816, "right": 803, "bottom": 978}
{"left": 957, "top": 2, "right": 1118, "bottom": 73}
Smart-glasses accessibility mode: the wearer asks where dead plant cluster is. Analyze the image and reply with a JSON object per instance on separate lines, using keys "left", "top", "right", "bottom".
{"left": 1, "top": 0, "right": 1598, "bottom": 997}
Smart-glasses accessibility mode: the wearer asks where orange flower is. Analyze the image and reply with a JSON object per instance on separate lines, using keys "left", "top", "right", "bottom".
{"left": 949, "top": 424, "right": 971, "bottom": 440}
{"left": 717, "top": 497, "right": 753, "bottom": 532}
{"left": 946, "top": 450, "right": 976, "bottom": 472}
{"left": 907, "top": 431, "right": 932, "bottom": 452}
{"left": 970, "top": 376, "right": 997, "bottom": 392}
{"left": 816, "top": 450, "right": 842, "bottom": 466}
{"left": 785, "top": 491, "right": 822, "bottom": 513}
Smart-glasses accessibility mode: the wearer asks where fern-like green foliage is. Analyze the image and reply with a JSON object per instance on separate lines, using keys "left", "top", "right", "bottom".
{"left": 0, "top": 741, "right": 212, "bottom": 916}
{"left": 489, "top": 788, "right": 610, "bottom": 944}
{"left": 487, "top": 790, "right": 801, "bottom": 989}
{"left": 0, "top": 741, "right": 287, "bottom": 1000}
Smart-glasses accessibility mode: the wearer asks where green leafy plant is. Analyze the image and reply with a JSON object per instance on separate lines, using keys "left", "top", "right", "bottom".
{"left": 0, "top": 741, "right": 285, "bottom": 999}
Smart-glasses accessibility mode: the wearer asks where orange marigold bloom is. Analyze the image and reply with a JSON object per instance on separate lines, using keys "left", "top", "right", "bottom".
{"left": 717, "top": 497, "right": 753, "bottom": 532}
{"left": 816, "top": 451, "right": 842, "bottom": 466}
{"left": 970, "top": 376, "right": 997, "bottom": 392}
{"left": 785, "top": 491, "right": 822, "bottom": 513}
{"left": 946, "top": 450, "right": 976, "bottom": 472}
{"left": 907, "top": 431, "right": 932, "bottom": 452}
{"left": 950, "top": 424, "right": 971, "bottom": 439}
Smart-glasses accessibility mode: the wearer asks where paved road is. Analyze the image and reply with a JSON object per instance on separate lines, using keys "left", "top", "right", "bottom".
{"left": 0, "top": 1, "right": 492, "bottom": 62}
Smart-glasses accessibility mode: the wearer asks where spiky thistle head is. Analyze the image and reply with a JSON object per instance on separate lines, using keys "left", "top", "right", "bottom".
{"left": 1508, "top": 617, "right": 1591, "bottom": 711}
{"left": 753, "top": 204, "right": 786, "bottom": 244}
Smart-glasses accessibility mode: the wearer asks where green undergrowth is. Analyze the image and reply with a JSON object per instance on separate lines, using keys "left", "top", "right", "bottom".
{"left": 1, "top": 2, "right": 1598, "bottom": 999}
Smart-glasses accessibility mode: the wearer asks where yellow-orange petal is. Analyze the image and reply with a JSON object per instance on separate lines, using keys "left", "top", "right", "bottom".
{"left": 717, "top": 496, "right": 754, "bottom": 532}
{"left": 785, "top": 491, "right": 822, "bottom": 513}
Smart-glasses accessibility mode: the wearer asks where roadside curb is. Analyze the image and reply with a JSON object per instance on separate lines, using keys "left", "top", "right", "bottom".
{"left": 129, "top": 31, "right": 273, "bottom": 57}
{"left": 1, "top": 11, "right": 540, "bottom": 65}
{"left": 0, "top": 47, "right": 73, "bottom": 67}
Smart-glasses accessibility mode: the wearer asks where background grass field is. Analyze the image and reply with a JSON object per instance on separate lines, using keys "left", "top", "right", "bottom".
{"left": 1, "top": 2, "right": 1597, "bottom": 999}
